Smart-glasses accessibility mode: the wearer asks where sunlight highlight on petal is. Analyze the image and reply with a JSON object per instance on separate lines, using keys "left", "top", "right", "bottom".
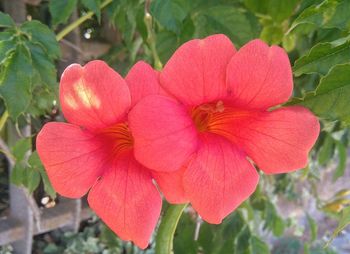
{"left": 74, "top": 79, "right": 101, "bottom": 109}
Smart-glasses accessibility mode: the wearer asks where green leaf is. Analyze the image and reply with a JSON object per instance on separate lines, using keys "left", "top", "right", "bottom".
{"left": 21, "top": 20, "right": 60, "bottom": 59}
{"left": 40, "top": 169, "right": 56, "bottom": 199}
{"left": 11, "top": 138, "right": 31, "bottom": 161}
{"left": 198, "top": 211, "right": 246, "bottom": 254}
{"left": 293, "top": 35, "right": 350, "bottom": 76}
{"left": 332, "top": 141, "right": 347, "bottom": 181}
{"left": 244, "top": 0, "right": 269, "bottom": 14}
{"left": 273, "top": 237, "right": 303, "bottom": 254}
{"left": 282, "top": 33, "right": 297, "bottom": 52}
{"left": 329, "top": 206, "right": 350, "bottom": 242}
{"left": 260, "top": 25, "right": 284, "bottom": 44}
{"left": 251, "top": 235, "right": 270, "bottom": 254}
{"left": 263, "top": 201, "right": 285, "bottom": 237}
{"left": 25, "top": 169, "right": 40, "bottom": 193}
{"left": 81, "top": 0, "right": 101, "bottom": 22}
{"left": 151, "top": 0, "right": 190, "bottom": 34}
{"left": 235, "top": 226, "right": 251, "bottom": 254}
{"left": 289, "top": 0, "right": 350, "bottom": 33}
{"left": 108, "top": 1, "right": 141, "bottom": 45}
{"left": 304, "top": 243, "right": 311, "bottom": 254}
{"left": 173, "top": 212, "right": 197, "bottom": 254}
{"left": 272, "top": 216, "right": 285, "bottom": 237}
{"left": 156, "top": 30, "right": 178, "bottom": 63}
{"left": 0, "top": 37, "right": 16, "bottom": 64}
{"left": 29, "top": 151, "right": 56, "bottom": 199}
{"left": 11, "top": 164, "right": 26, "bottom": 186}
{"left": 0, "top": 44, "right": 34, "bottom": 119}
{"left": 193, "top": 5, "right": 260, "bottom": 47}
{"left": 100, "top": 223, "right": 121, "bottom": 250}
{"left": 222, "top": 211, "right": 245, "bottom": 239}
{"left": 27, "top": 42, "right": 57, "bottom": 89}
{"left": 306, "top": 213, "right": 318, "bottom": 242}
{"left": 197, "top": 222, "right": 215, "bottom": 254}
{"left": 294, "top": 63, "right": 350, "bottom": 125}
{"left": 318, "top": 133, "right": 335, "bottom": 165}
{"left": 0, "top": 12, "right": 15, "bottom": 28}
{"left": 49, "top": 0, "right": 78, "bottom": 26}
{"left": 245, "top": 0, "right": 299, "bottom": 22}
{"left": 267, "top": 0, "right": 299, "bottom": 22}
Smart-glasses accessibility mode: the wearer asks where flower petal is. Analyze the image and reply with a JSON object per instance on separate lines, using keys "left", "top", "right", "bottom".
{"left": 60, "top": 60, "right": 131, "bottom": 131}
{"left": 36, "top": 122, "right": 106, "bottom": 198}
{"left": 88, "top": 151, "right": 162, "bottom": 249}
{"left": 160, "top": 34, "right": 236, "bottom": 106}
{"left": 126, "top": 61, "right": 163, "bottom": 107}
{"left": 128, "top": 95, "right": 198, "bottom": 172}
{"left": 152, "top": 166, "right": 189, "bottom": 204}
{"left": 226, "top": 39, "right": 292, "bottom": 109}
{"left": 183, "top": 134, "right": 259, "bottom": 224}
{"left": 236, "top": 106, "right": 320, "bottom": 174}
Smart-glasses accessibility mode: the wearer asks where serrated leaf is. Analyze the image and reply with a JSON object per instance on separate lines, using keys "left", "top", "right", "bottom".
{"left": 109, "top": 1, "right": 141, "bottom": 46}
{"left": 289, "top": 0, "right": 350, "bottom": 33}
{"left": 193, "top": 5, "right": 260, "bottom": 47}
{"left": 21, "top": 20, "right": 60, "bottom": 59}
{"left": 251, "top": 235, "right": 270, "bottom": 254}
{"left": 27, "top": 42, "right": 57, "bottom": 89}
{"left": 333, "top": 141, "right": 347, "bottom": 181}
{"left": 0, "top": 44, "right": 33, "bottom": 119}
{"left": 295, "top": 64, "right": 350, "bottom": 125}
{"left": 49, "top": 0, "right": 78, "bottom": 26}
{"left": 150, "top": 0, "right": 190, "bottom": 34}
{"left": 293, "top": 35, "right": 350, "bottom": 76}
{"left": 0, "top": 12, "right": 15, "bottom": 28}
{"left": 81, "top": 0, "right": 101, "bottom": 22}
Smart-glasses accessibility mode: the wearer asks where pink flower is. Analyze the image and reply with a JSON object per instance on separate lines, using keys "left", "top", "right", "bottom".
{"left": 129, "top": 34, "right": 320, "bottom": 224}
{"left": 36, "top": 60, "right": 163, "bottom": 248}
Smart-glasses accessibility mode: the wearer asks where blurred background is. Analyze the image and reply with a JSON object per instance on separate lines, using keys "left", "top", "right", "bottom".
{"left": 0, "top": 0, "right": 350, "bottom": 253}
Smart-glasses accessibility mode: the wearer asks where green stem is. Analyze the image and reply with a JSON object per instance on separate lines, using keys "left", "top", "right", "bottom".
{"left": 144, "top": 1, "right": 163, "bottom": 70}
{"left": 155, "top": 204, "right": 187, "bottom": 254}
{"left": 56, "top": 0, "right": 113, "bottom": 41}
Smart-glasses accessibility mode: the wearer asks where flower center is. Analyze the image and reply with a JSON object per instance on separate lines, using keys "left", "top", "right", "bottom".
{"left": 98, "top": 122, "right": 134, "bottom": 156}
{"left": 190, "top": 101, "right": 253, "bottom": 141}
{"left": 191, "top": 101, "right": 225, "bottom": 132}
